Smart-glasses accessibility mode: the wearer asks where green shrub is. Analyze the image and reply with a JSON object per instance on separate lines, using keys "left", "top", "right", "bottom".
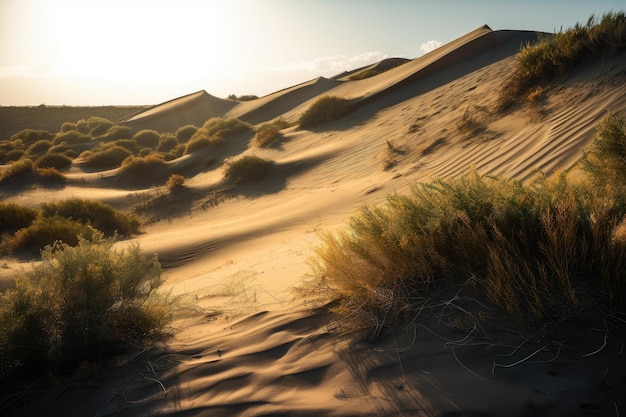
{"left": 86, "top": 117, "right": 114, "bottom": 136}
{"left": 500, "top": 12, "right": 626, "bottom": 109}
{"left": 10, "top": 129, "right": 54, "bottom": 145}
{"left": 175, "top": 125, "right": 198, "bottom": 142}
{"left": 0, "top": 235, "right": 169, "bottom": 382}
{"left": 580, "top": 112, "right": 626, "bottom": 192}
{"left": 1, "top": 215, "right": 97, "bottom": 254}
{"left": 0, "top": 203, "right": 38, "bottom": 234}
{"left": 133, "top": 129, "right": 161, "bottom": 148}
{"left": 200, "top": 117, "right": 252, "bottom": 138}
{"left": 298, "top": 96, "right": 353, "bottom": 129}
{"left": 119, "top": 154, "right": 167, "bottom": 178}
{"left": 52, "top": 130, "right": 91, "bottom": 146}
{"left": 84, "top": 146, "right": 132, "bottom": 169}
{"left": 99, "top": 125, "right": 133, "bottom": 141}
{"left": 166, "top": 173, "right": 185, "bottom": 191}
{"left": 255, "top": 118, "right": 291, "bottom": 147}
{"left": 311, "top": 166, "right": 626, "bottom": 337}
{"left": 224, "top": 155, "right": 274, "bottom": 183}
{"left": 157, "top": 133, "right": 178, "bottom": 152}
{"left": 0, "top": 158, "right": 33, "bottom": 182}
{"left": 60, "top": 121, "right": 77, "bottom": 132}
{"left": 24, "top": 140, "right": 52, "bottom": 157}
{"left": 33, "top": 153, "right": 72, "bottom": 170}
{"left": 40, "top": 198, "right": 140, "bottom": 237}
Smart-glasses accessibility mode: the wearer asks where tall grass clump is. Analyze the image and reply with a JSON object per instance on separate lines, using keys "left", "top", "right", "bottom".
{"left": 83, "top": 145, "right": 133, "bottom": 169}
{"left": 33, "top": 153, "right": 72, "bottom": 170}
{"left": 254, "top": 118, "right": 291, "bottom": 147}
{"left": 298, "top": 95, "right": 354, "bottom": 129}
{"left": 224, "top": 155, "right": 274, "bottom": 183}
{"left": 132, "top": 129, "right": 161, "bottom": 148}
{"left": 312, "top": 116, "right": 626, "bottom": 337}
{"left": 119, "top": 154, "right": 167, "bottom": 178}
{"left": 0, "top": 158, "right": 33, "bottom": 183}
{"left": 175, "top": 125, "right": 198, "bottom": 142}
{"left": 40, "top": 198, "right": 140, "bottom": 237}
{"left": 500, "top": 12, "right": 626, "bottom": 109}
{"left": 10, "top": 129, "right": 54, "bottom": 145}
{"left": 0, "top": 235, "right": 170, "bottom": 383}
{"left": 0, "top": 203, "right": 38, "bottom": 234}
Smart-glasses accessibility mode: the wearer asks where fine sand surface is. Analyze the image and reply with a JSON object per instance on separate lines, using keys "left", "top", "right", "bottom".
{"left": 3, "top": 26, "right": 626, "bottom": 416}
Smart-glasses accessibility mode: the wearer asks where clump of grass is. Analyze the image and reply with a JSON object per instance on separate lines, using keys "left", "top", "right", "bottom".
{"left": 298, "top": 96, "right": 354, "bottom": 129}
{"left": 254, "top": 118, "right": 291, "bottom": 147}
{"left": 157, "top": 134, "right": 178, "bottom": 153}
{"left": 227, "top": 94, "right": 258, "bottom": 101}
{"left": 184, "top": 135, "right": 221, "bottom": 154}
{"left": 10, "top": 129, "right": 54, "bottom": 145}
{"left": 35, "top": 167, "right": 65, "bottom": 182}
{"left": 0, "top": 234, "right": 170, "bottom": 383}
{"left": 119, "top": 154, "right": 167, "bottom": 178}
{"left": 166, "top": 173, "right": 185, "bottom": 191}
{"left": 52, "top": 130, "right": 91, "bottom": 146}
{"left": 456, "top": 107, "right": 484, "bottom": 135}
{"left": 202, "top": 117, "right": 252, "bottom": 138}
{"left": 132, "top": 129, "right": 161, "bottom": 148}
{"left": 0, "top": 158, "right": 34, "bottom": 183}
{"left": 0, "top": 202, "right": 38, "bottom": 234}
{"left": 24, "top": 140, "right": 52, "bottom": 158}
{"left": 349, "top": 69, "right": 383, "bottom": 81}
{"left": 83, "top": 145, "right": 133, "bottom": 169}
{"left": 175, "top": 125, "right": 198, "bottom": 142}
{"left": 224, "top": 155, "right": 274, "bottom": 183}
{"left": 99, "top": 125, "right": 133, "bottom": 141}
{"left": 499, "top": 12, "right": 626, "bottom": 109}
{"left": 40, "top": 198, "right": 140, "bottom": 237}
{"left": 310, "top": 114, "right": 626, "bottom": 338}
{"left": 33, "top": 153, "right": 72, "bottom": 170}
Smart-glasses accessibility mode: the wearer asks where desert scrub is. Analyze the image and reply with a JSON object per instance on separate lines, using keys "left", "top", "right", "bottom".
{"left": 157, "top": 133, "right": 178, "bottom": 153}
{"left": 499, "top": 12, "right": 626, "bottom": 109}
{"left": 311, "top": 166, "right": 626, "bottom": 337}
{"left": 0, "top": 202, "right": 38, "bottom": 234}
{"left": 83, "top": 145, "right": 133, "bottom": 169}
{"left": 52, "top": 130, "right": 91, "bottom": 146}
{"left": 201, "top": 117, "right": 252, "bottom": 138}
{"left": 119, "top": 154, "right": 166, "bottom": 177}
{"left": 133, "top": 129, "right": 161, "bottom": 148}
{"left": 98, "top": 125, "right": 133, "bottom": 141}
{"left": 298, "top": 95, "right": 354, "bottom": 129}
{"left": 254, "top": 118, "right": 291, "bottom": 147}
{"left": 24, "top": 140, "right": 52, "bottom": 158}
{"left": 175, "top": 125, "right": 198, "bottom": 142}
{"left": 35, "top": 167, "right": 65, "bottom": 182}
{"left": 166, "top": 173, "right": 185, "bottom": 191}
{"left": 10, "top": 129, "right": 54, "bottom": 145}
{"left": 184, "top": 135, "right": 220, "bottom": 154}
{"left": 33, "top": 153, "right": 72, "bottom": 170}
{"left": 224, "top": 155, "right": 274, "bottom": 183}
{"left": 40, "top": 198, "right": 140, "bottom": 237}
{"left": 0, "top": 235, "right": 170, "bottom": 383}
{"left": 0, "top": 158, "right": 33, "bottom": 183}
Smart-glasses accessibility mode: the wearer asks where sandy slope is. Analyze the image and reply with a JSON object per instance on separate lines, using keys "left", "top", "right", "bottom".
{"left": 3, "top": 25, "right": 626, "bottom": 416}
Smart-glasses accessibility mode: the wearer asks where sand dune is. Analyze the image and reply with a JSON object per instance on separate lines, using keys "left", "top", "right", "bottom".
{"left": 3, "top": 23, "right": 626, "bottom": 416}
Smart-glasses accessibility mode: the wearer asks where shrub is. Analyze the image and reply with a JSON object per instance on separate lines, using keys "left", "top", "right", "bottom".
{"left": 175, "top": 125, "right": 198, "bottom": 142}
{"left": 349, "top": 69, "right": 382, "bottom": 81}
{"left": 298, "top": 96, "right": 353, "bottom": 129}
{"left": 0, "top": 203, "right": 37, "bottom": 234}
{"left": 166, "top": 173, "right": 185, "bottom": 191}
{"left": 40, "top": 198, "right": 140, "bottom": 237}
{"left": 24, "top": 140, "right": 52, "bottom": 157}
{"left": 119, "top": 154, "right": 167, "bottom": 178}
{"left": 184, "top": 135, "right": 219, "bottom": 155}
{"left": 133, "top": 129, "right": 161, "bottom": 148}
{"left": 224, "top": 155, "right": 274, "bottom": 183}
{"left": 228, "top": 94, "right": 258, "bottom": 101}
{"left": 36, "top": 167, "right": 65, "bottom": 182}
{"left": 0, "top": 159, "right": 33, "bottom": 182}
{"left": 0, "top": 235, "right": 169, "bottom": 382}
{"left": 86, "top": 117, "right": 114, "bottom": 136}
{"left": 33, "top": 153, "right": 72, "bottom": 170}
{"left": 52, "top": 130, "right": 91, "bottom": 145}
{"left": 310, "top": 167, "right": 626, "bottom": 337}
{"left": 157, "top": 133, "right": 178, "bottom": 152}
{"left": 499, "top": 12, "right": 626, "bottom": 109}
{"left": 84, "top": 146, "right": 133, "bottom": 169}
{"left": 200, "top": 117, "right": 252, "bottom": 138}
{"left": 10, "top": 129, "right": 54, "bottom": 145}
{"left": 4, "top": 149, "right": 24, "bottom": 162}
{"left": 1, "top": 215, "right": 97, "bottom": 254}
{"left": 255, "top": 118, "right": 291, "bottom": 147}
{"left": 99, "top": 125, "right": 133, "bottom": 141}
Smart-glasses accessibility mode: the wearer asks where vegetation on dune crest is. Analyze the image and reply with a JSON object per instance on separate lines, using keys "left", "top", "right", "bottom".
{"left": 500, "top": 11, "right": 626, "bottom": 109}
{"left": 184, "top": 117, "right": 252, "bottom": 155}
{"left": 224, "top": 155, "right": 274, "bottom": 183}
{"left": 0, "top": 235, "right": 170, "bottom": 384}
{"left": 254, "top": 118, "right": 291, "bottom": 147}
{"left": 298, "top": 96, "right": 354, "bottom": 129}
{"left": 310, "top": 112, "right": 626, "bottom": 338}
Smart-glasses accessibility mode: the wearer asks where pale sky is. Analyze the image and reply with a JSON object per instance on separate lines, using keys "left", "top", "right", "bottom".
{"left": 0, "top": 0, "right": 623, "bottom": 105}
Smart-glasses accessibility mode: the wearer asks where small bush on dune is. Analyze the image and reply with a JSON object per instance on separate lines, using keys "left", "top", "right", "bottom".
{"left": 201, "top": 117, "right": 252, "bottom": 138}
{"left": 0, "top": 203, "right": 38, "bottom": 234}
{"left": 99, "top": 125, "right": 133, "bottom": 141}
{"left": 24, "top": 140, "right": 52, "bottom": 157}
{"left": 255, "top": 118, "right": 291, "bottom": 147}
{"left": 52, "top": 130, "right": 91, "bottom": 146}
{"left": 184, "top": 134, "right": 222, "bottom": 155}
{"left": 298, "top": 96, "right": 354, "bottom": 129}
{"left": 157, "top": 133, "right": 178, "bottom": 152}
{"left": 4, "top": 149, "right": 24, "bottom": 163}
{"left": 35, "top": 167, "right": 65, "bottom": 182}
{"left": 0, "top": 235, "right": 170, "bottom": 383}
{"left": 10, "top": 129, "right": 54, "bottom": 145}
{"left": 224, "top": 155, "right": 274, "bottom": 183}
{"left": 40, "top": 198, "right": 140, "bottom": 237}
{"left": 0, "top": 158, "right": 33, "bottom": 183}
{"left": 175, "top": 125, "right": 198, "bottom": 142}
{"left": 33, "top": 153, "right": 72, "bottom": 170}
{"left": 86, "top": 117, "right": 114, "bottom": 136}
{"left": 84, "top": 146, "right": 133, "bottom": 169}
{"left": 166, "top": 173, "right": 186, "bottom": 191}
{"left": 133, "top": 129, "right": 161, "bottom": 148}
{"left": 119, "top": 154, "right": 167, "bottom": 178}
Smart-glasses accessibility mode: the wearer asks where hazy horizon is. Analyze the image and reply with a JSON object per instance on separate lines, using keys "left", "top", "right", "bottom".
{"left": 1, "top": 0, "right": 623, "bottom": 106}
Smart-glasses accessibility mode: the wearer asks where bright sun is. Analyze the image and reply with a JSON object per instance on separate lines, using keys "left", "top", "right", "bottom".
{"left": 50, "top": 0, "right": 231, "bottom": 83}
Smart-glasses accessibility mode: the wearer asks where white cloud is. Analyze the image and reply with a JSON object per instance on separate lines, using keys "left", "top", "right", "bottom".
{"left": 420, "top": 40, "right": 443, "bottom": 54}
{"left": 266, "top": 51, "right": 392, "bottom": 73}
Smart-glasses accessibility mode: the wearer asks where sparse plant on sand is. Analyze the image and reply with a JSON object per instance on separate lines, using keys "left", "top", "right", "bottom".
{"left": 298, "top": 96, "right": 354, "bottom": 129}
{"left": 0, "top": 202, "right": 38, "bottom": 234}
{"left": 119, "top": 154, "right": 167, "bottom": 178}
{"left": 83, "top": 145, "right": 133, "bottom": 169}
{"left": 0, "top": 158, "right": 34, "bottom": 183}
{"left": 456, "top": 106, "right": 484, "bottom": 135}
{"left": 33, "top": 153, "right": 72, "bottom": 170}
{"left": 133, "top": 129, "right": 161, "bottom": 148}
{"left": 166, "top": 173, "right": 186, "bottom": 191}
{"left": 254, "top": 118, "right": 291, "bottom": 147}
{"left": 0, "top": 234, "right": 170, "bottom": 383}
{"left": 224, "top": 155, "right": 274, "bottom": 183}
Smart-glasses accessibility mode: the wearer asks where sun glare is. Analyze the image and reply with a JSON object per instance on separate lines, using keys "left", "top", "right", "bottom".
{"left": 50, "top": 0, "right": 232, "bottom": 84}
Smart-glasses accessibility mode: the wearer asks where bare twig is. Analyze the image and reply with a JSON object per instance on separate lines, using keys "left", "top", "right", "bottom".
{"left": 492, "top": 345, "right": 546, "bottom": 376}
